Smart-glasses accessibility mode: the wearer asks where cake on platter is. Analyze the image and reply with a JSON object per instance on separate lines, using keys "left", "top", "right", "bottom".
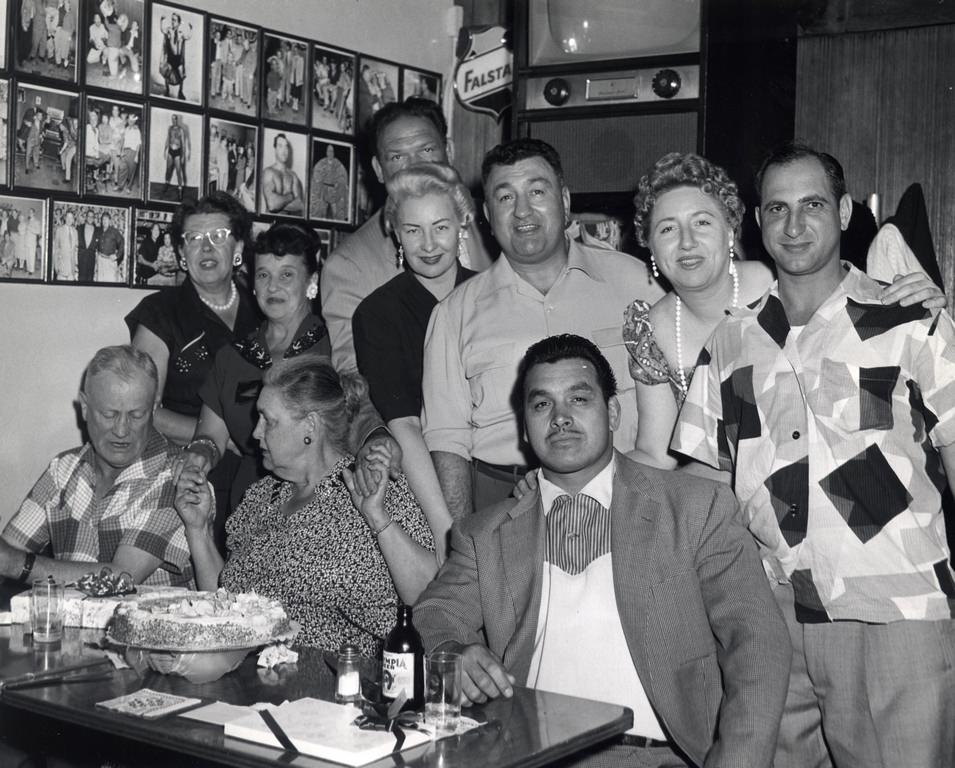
{"left": 108, "top": 589, "right": 291, "bottom": 651}
{"left": 10, "top": 586, "right": 189, "bottom": 629}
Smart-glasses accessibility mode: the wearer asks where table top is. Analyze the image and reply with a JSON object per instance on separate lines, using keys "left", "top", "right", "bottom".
{"left": 0, "top": 626, "right": 632, "bottom": 768}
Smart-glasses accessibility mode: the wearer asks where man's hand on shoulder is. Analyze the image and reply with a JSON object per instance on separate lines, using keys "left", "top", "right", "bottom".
{"left": 440, "top": 641, "right": 515, "bottom": 706}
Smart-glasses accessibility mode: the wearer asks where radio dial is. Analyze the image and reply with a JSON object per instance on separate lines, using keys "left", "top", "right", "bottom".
{"left": 651, "top": 69, "right": 682, "bottom": 99}
{"left": 543, "top": 78, "right": 571, "bottom": 106}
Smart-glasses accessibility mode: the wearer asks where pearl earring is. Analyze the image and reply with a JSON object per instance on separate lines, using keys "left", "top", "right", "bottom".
{"left": 650, "top": 255, "right": 659, "bottom": 279}
{"left": 396, "top": 244, "right": 404, "bottom": 269}
{"left": 232, "top": 252, "right": 243, "bottom": 268}
{"left": 305, "top": 280, "right": 318, "bottom": 300}
{"left": 303, "top": 435, "right": 312, "bottom": 445}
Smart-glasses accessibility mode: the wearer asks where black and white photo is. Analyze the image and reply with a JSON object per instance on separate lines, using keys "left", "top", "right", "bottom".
{"left": 259, "top": 127, "right": 306, "bottom": 218}
{"left": 262, "top": 33, "right": 308, "bottom": 126}
{"left": 0, "top": 195, "right": 48, "bottom": 282}
{"left": 83, "top": 97, "right": 144, "bottom": 199}
{"left": 147, "top": 106, "right": 202, "bottom": 203}
{"left": 15, "top": 0, "right": 78, "bottom": 82}
{"left": 14, "top": 84, "right": 80, "bottom": 193}
{"left": 356, "top": 56, "right": 398, "bottom": 133}
{"left": 0, "top": 80, "right": 9, "bottom": 187}
{"left": 132, "top": 207, "right": 181, "bottom": 286}
{"left": 206, "top": 117, "right": 257, "bottom": 211}
{"left": 208, "top": 19, "right": 258, "bottom": 118}
{"left": 311, "top": 44, "right": 354, "bottom": 135}
{"left": 308, "top": 138, "right": 352, "bottom": 224}
{"left": 84, "top": 0, "right": 144, "bottom": 95}
{"left": 149, "top": 3, "right": 204, "bottom": 105}
{"left": 52, "top": 200, "right": 129, "bottom": 284}
{"left": 402, "top": 67, "right": 440, "bottom": 102}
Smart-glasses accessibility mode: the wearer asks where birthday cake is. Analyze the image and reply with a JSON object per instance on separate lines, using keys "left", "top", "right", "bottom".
{"left": 10, "top": 585, "right": 189, "bottom": 629}
{"left": 108, "top": 589, "right": 291, "bottom": 651}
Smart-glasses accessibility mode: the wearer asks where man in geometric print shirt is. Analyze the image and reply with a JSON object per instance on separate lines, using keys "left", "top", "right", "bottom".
{"left": 0, "top": 345, "right": 193, "bottom": 589}
{"left": 672, "top": 142, "right": 955, "bottom": 768}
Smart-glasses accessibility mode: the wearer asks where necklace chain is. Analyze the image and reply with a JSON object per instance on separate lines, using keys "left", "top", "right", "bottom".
{"left": 198, "top": 282, "right": 237, "bottom": 313}
{"left": 674, "top": 261, "right": 739, "bottom": 396}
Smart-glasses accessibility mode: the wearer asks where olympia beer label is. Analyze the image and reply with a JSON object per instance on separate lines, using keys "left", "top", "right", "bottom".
{"left": 381, "top": 651, "right": 415, "bottom": 698}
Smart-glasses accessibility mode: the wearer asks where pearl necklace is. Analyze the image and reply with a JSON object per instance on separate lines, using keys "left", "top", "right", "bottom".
{"left": 674, "top": 262, "right": 739, "bottom": 396}
{"left": 198, "top": 281, "right": 237, "bottom": 313}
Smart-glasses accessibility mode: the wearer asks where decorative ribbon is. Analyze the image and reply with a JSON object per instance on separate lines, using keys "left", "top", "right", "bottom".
{"left": 352, "top": 690, "right": 420, "bottom": 756}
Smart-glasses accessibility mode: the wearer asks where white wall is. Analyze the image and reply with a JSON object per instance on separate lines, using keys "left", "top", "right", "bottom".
{"left": 0, "top": 0, "right": 455, "bottom": 525}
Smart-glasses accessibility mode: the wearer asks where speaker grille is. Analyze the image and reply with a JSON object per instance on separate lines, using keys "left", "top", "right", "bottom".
{"left": 528, "top": 112, "right": 698, "bottom": 195}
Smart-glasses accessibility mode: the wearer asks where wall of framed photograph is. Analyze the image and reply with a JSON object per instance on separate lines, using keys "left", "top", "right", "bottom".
{"left": 0, "top": 0, "right": 442, "bottom": 286}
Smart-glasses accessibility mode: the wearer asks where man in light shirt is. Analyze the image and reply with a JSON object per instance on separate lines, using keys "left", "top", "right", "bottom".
{"left": 422, "top": 138, "right": 663, "bottom": 518}
{"left": 415, "top": 334, "right": 790, "bottom": 768}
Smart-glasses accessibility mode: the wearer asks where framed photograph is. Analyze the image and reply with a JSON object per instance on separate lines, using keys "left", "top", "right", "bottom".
{"left": 356, "top": 56, "right": 398, "bottom": 134}
{"left": 208, "top": 19, "right": 258, "bottom": 118}
{"left": 148, "top": 2, "right": 204, "bottom": 105}
{"left": 354, "top": 163, "right": 375, "bottom": 226}
{"left": 314, "top": 226, "right": 332, "bottom": 265}
{"left": 309, "top": 137, "right": 352, "bottom": 224}
{"left": 132, "top": 207, "right": 182, "bottom": 287}
{"left": 83, "top": 96, "right": 144, "bottom": 199}
{"left": 258, "top": 127, "right": 307, "bottom": 219}
{"left": 52, "top": 200, "right": 129, "bottom": 284}
{"left": 311, "top": 44, "right": 355, "bottom": 135}
{"left": 250, "top": 217, "right": 271, "bottom": 240}
{"left": 0, "top": 194, "right": 48, "bottom": 282}
{"left": 13, "top": 84, "right": 80, "bottom": 193}
{"left": 14, "top": 0, "right": 79, "bottom": 82}
{"left": 0, "top": 1, "right": 8, "bottom": 70}
{"left": 0, "top": 80, "right": 10, "bottom": 187}
{"left": 146, "top": 106, "right": 202, "bottom": 203}
{"left": 402, "top": 67, "right": 441, "bottom": 103}
{"left": 261, "top": 33, "right": 308, "bottom": 126}
{"left": 83, "top": 0, "right": 144, "bottom": 95}
{"left": 207, "top": 117, "right": 257, "bottom": 211}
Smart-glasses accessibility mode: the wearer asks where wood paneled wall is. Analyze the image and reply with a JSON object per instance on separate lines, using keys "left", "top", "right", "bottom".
{"left": 795, "top": 25, "right": 955, "bottom": 297}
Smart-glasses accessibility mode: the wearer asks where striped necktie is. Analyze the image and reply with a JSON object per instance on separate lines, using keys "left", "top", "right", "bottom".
{"left": 546, "top": 494, "right": 611, "bottom": 575}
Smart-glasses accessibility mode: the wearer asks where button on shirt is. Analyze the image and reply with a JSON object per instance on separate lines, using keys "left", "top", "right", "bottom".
{"left": 529, "top": 457, "right": 666, "bottom": 739}
{"left": 422, "top": 239, "right": 661, "bottom": 465}
{"left": 672, "top": 264, "right": 955, "bottom": 623}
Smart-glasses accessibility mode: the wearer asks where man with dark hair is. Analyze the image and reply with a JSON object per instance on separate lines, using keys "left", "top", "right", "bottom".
{"left": 320, "top": 97, "right": 492, "bottom": 371}
{"left": 422, "top": 138, "right": 663, "bottom": 518}
{"left": 0, "top": 345, "right": 193, "bottom": 587}
{"left": 673, "top": 141, "right": 955, "bottom": 767}
{"left": 262, "top": 132, "right": 304, "bottom": 215}
{"left": 416, "top": 333, "right": 790, "bottom": 768}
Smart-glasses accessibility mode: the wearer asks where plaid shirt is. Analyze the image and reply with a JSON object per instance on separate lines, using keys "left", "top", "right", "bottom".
{"left": 673, "top": 264, "right": 955, "bottom": 623}
{"left": 4, "top": 429, "right": 194, "bottom": 587}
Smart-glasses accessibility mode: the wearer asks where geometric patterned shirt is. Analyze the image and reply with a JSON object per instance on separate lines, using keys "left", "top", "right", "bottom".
{"left": 2, "top": 429, "right": 194, "bottom": 588}
{"left": 672, "top": 264, "right": 955, "bottom": 623}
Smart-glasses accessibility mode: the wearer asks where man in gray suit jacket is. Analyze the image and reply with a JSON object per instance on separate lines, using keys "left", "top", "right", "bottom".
{"left": 415, "top": 334, "right": 791, "bottom": 768}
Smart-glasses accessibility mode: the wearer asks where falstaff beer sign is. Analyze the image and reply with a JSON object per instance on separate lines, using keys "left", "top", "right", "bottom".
{"left": 454, "top": 26, "right": 513, "bottom": 120}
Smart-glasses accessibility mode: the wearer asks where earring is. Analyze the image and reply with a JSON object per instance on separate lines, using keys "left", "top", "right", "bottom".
{"left": 303, "top": 435, "right": 312, "bottom": 445}
{"left": 396, "top": 244, "right": 404, "bottom": 269}
{"left": 650, "top": 255, "right": 659, "bottom": 279}
{"left": 232, "top": 252, "right": 243, "bottom": 268}
{"left": 305, "top": 280, "right": 318, "bottom": 300}
{"left": 728, "top": 241, "right": 737, "bottom": 269}
{"left": 456, "top": 230, "right": 470, "bottom": 267}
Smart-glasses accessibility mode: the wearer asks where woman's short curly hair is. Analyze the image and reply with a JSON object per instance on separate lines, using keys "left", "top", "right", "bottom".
{"left": 632, "top": 153, "right": 745, "bottom": 248}
{"left": 383, "top": 164, "right": 475, "bottom": 236}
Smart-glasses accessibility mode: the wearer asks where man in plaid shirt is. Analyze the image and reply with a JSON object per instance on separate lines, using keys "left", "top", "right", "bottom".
{"left": 0, "top": 345, "right": 193, "bottom": 588}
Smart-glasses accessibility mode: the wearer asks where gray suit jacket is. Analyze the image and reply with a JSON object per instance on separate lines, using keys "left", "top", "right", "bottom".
{"left": 415, "top": 454, "right": 791, "bottom": 768}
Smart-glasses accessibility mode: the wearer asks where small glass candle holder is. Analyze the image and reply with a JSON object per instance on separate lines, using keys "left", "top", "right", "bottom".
{"left": 335, "top": 643, "right": 362, "bottom": 705}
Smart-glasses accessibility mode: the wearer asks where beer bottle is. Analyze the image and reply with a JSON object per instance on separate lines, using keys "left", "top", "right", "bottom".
{"left": 381, "top": 603, "right": 424, "bottom": 711}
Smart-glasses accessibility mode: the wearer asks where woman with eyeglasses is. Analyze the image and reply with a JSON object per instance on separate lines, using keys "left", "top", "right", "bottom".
{"left": 125, "top": 192, "right": 261, "bottom": 528}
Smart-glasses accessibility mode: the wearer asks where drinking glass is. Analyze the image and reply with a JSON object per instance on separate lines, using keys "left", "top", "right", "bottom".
{"left": 31, "top": 578, "right": 64, "bottom": 643}
{"left": 425, "top": 651, "right": 462, "bottom": 734}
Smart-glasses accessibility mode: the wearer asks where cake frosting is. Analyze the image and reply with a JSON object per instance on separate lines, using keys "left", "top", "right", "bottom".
{"left": 11, "top": 586, "right": 189, "bottom": 629}
{"left": 108, "top": 589, "right": 290, "bottom": 650}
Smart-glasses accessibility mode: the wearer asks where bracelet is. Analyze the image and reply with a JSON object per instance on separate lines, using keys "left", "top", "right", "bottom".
{"left": 17, "top": 552, "right": 36, "bottom": 585}
{"left": 185, "top": 437, "right": 220, "bottom": 464}
{"left": 371, "top": 518, "right": 394, "bottom": 537}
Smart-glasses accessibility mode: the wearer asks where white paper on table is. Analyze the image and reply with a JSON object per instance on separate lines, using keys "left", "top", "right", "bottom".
{"left": 180, "top": 701, "right": 255, "bottom": 726}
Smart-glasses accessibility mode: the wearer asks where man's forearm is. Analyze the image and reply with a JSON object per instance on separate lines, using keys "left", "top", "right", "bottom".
{"left": 432, "top": 450, "right": 473, "bottom": 520}
{"left": 0, "top": 538, "right": 160, "bottom": 585}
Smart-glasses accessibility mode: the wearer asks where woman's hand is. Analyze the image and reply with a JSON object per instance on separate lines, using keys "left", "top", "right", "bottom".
{"left": 174, "top": 465, "right": 214, "bottom": 532}
{"left": 342, "top": 446, "right": 391, "bottom": 534}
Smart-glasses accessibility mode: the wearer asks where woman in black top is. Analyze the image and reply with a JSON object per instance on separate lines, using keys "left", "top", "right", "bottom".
{"left": 352, "top": 165, "right": 476, "bottom": 561}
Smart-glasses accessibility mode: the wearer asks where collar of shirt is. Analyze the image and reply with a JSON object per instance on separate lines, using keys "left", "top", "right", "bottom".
{"left": 537, "top": 453, "right": 615, "bottom": 516}
{"left": 485, "top": 236, "right": 606, "bottom": 297}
